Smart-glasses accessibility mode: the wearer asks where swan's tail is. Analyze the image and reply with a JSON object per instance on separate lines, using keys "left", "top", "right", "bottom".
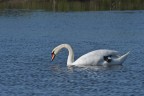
{"left": 117, "top": 51, "right": 130, "bottom": 64}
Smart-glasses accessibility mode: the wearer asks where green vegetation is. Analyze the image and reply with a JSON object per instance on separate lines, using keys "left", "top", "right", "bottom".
{"left": 0, "top": 0, "right": 144, "bottom": 11}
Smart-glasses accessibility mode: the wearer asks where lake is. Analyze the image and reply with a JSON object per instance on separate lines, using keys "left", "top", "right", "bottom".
{"left": 0, "top": 10, "right": 144, "bottom": 96}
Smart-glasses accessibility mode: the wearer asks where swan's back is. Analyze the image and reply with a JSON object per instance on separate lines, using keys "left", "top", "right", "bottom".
{"left": 72, "top": 49, "right": 119, "bottom": 66}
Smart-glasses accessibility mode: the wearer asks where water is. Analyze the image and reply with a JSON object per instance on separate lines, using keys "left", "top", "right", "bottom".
{"left": 0, "top": 10, "right": 144, "bottom": 96}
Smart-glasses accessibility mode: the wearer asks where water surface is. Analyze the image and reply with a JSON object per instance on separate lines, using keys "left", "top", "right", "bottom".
{"left": 0, "top": 10, "right": 144, "bottom": 96}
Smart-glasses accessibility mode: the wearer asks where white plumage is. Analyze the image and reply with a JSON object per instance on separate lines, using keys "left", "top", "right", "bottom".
{"left": 51, "top": 44, "right": 129, "bottom": 67}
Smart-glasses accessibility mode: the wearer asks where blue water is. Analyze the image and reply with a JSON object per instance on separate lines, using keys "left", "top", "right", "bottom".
{"left": 0, "top": 10, "right": 144, "bottom": 96}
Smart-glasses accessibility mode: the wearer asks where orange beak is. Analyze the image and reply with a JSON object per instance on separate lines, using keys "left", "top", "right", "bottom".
{"left": 51, "top": 52, "right": 55, "bottom": 61}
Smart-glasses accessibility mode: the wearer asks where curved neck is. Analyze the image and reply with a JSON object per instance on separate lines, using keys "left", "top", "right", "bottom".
{"left": 65, "top": 44, "right": 74, "bottom": 66}
{"left": 57, "top": 44, "right": 74, "bottom": 66}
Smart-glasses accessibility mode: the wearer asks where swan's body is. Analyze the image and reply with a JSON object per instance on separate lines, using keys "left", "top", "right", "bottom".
{"left": 51, "top": 44, "right": 129, "bottom": 67}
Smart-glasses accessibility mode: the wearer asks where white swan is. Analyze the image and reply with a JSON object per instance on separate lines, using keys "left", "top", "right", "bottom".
{"left": 51, "top": 44, "right": 130, "bottom": 67}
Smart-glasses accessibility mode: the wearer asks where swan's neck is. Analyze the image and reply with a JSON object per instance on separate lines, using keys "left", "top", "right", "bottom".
{"left": 57, "top": 44, "right": 74, "bottom": 66}
{"left": 66, "top": 44, "right": 74, "bottom": 66}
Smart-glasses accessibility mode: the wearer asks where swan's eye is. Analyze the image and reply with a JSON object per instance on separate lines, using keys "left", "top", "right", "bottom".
{"left": 51, "top": 51, "right": 54, "bottom": 55}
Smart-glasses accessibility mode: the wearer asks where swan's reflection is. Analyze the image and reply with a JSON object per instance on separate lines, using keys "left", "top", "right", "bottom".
{"left": 67, "top": 64, "right": 123, "bottom": 72}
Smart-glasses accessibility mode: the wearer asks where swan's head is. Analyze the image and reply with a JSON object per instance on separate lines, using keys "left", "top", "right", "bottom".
{"left": 51, "top": 48, "right": 59, "bottom": 61}
{"left": 51, "top": 44, "right": 64, "bottom": 61}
